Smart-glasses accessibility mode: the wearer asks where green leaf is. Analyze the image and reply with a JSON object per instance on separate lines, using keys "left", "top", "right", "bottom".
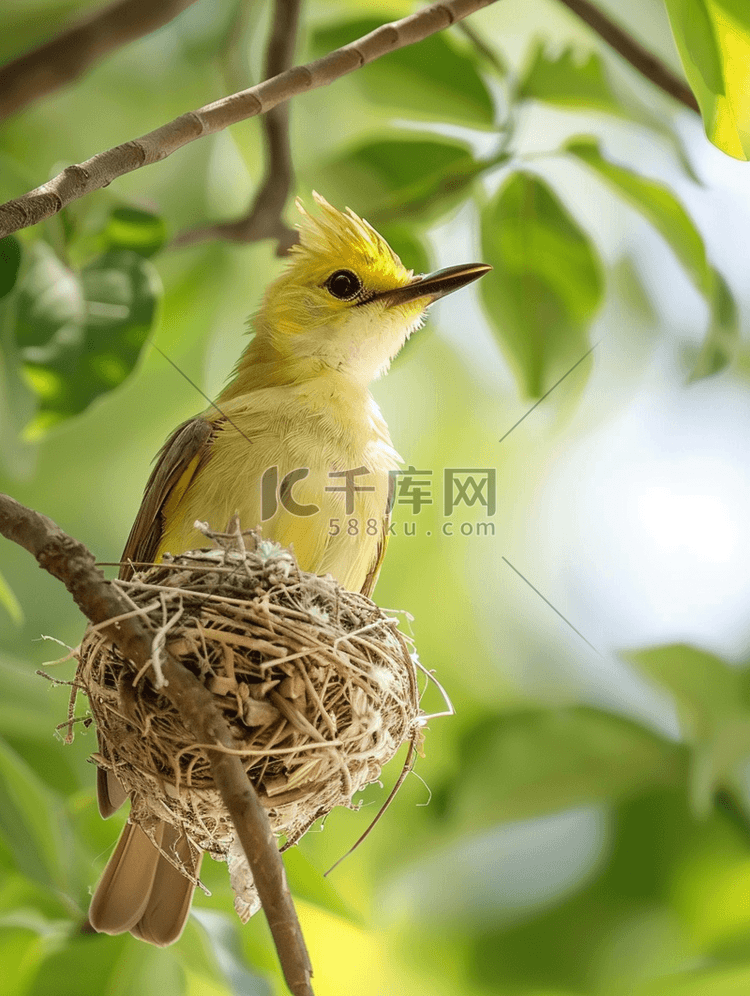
{"left": 321, "top": 135, "right": 496, "bottom": 227}
{"left": 312, "top": 19, "right": 495, "bottom": 127}
{"left": 710, "top": 0, "right": 750, "bottom": 161}
{"left": 479, "top": 172, "right": 604, "bottom": 397}
{"left": 565, "top": 136, "right": 709, "bottom": 294}
{"left": 324, "top": 135, "right": 473, "bottom": 204}
{"left": 0, "top": 570, "right": 23, "bottom": 626}
{"left": 566, "top": 138, "right": 739, "bottom": 380}
{"left": 0, "top": 236, "right": 21, "bottom": 300}
{"left": 14, "top": 242, "right": 84, "bottom": 350}
{"left": 0, "top": 738, "right": 70, "bottom": 891}
{"left": 14, "top": 244, "right": 161, "bottom": 434}
{"left": 690, "top": 269, "right": 739, "bottom": 380}
{"left": 714, "top": 0, "right": 750, "bottom": 28}
{"left": 628, "top": 645, "right": 744, "bottom": 730}
{"left": 100, "top": 206, "right": 167, "bottom": 258}
{"left": 628, "top": 645, "right": 750, "bottom": 815}
{"left": 519, "top": 42, "right": 624, "bottom": 115}
{"left": 664, "top": 0, "right": 725, "bottom": 95}
{"left": 664, "top": 0, "right": 750, "bottom": 160}
{"left": 453, "top": 707, "right": 685, "bottom": 828}
{"left": 519, "top": 43, "right": 707, "bottom": 182}
{"left": 613, "top": 256, "right": 659, "bottom": 325}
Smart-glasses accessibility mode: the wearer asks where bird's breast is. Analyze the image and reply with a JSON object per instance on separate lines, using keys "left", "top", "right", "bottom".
{"left": 159, "top": 383, "right": 400, "bottom": 593}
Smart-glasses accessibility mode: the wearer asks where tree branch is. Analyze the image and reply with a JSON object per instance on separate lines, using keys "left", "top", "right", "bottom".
{"left": 175, "top": 0, "right": 303, "bottom": 253}
{"left": 556, "top": 0, "right": 699, "bottom": 113}
{"left": 0, "top": 493, "right": 314, "bottom": 996}
{"left": 0, "top": 0, "right": 496, "bottom": 240}
{"left": 0, "top": 0, "right": 198, "bottom": 122}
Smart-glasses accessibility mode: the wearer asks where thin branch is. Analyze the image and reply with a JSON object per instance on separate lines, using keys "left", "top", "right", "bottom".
{"left": 457, "top": 19, "right": 507, "bottom": 77}
{"left": 0, "top": 0, "right": 198, "bottom": 122}
{"left": 0, "top": 493, "right": 313, "bottom": 996}
{"left": 0, "top": 0, "right": 497, "bottom": 240}
{"left": 175, "top": 0, "right": 302, "bottom": 253}
{"left": 556, "top": 0, "right": 699, "bottom": 113}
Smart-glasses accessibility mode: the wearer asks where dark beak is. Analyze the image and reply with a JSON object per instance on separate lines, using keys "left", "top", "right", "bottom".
{"left": 368, "top": 262, "right": 492, "bottom": 309}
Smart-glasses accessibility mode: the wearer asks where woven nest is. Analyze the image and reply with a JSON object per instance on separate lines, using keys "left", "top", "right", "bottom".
{"left": 75, "top": 530, "right": 424, "bottom": 919}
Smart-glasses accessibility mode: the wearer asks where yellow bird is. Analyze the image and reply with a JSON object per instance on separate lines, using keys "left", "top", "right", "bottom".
{"left": 89, "top": 193, "right": 490, "bottom": 945}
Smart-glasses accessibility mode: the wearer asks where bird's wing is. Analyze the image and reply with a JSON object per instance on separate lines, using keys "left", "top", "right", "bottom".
{"left": 360, "top": 524, "right": 388, "bottom": 597}
{"left": 119, "top": 416, "right": 217, "bottom": 580}
{"left": 360, "top": 471, "right": 395, "bottom": 597}
{"left": 103, "top": 418, "right": 216, "bottom": 820}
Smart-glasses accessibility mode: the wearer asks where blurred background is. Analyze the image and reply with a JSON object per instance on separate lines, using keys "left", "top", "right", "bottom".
{"left": 2, "top": 0, "right": 750, "bottom": 993}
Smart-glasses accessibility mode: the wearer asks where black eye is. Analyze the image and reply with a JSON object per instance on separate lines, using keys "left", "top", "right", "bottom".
{"left": 325, "top": 269, "right": 362, "bottom": 301}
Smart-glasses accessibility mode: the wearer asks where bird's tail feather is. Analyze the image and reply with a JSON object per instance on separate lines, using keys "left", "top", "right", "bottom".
{"left": 89, "top": 819, "right": 201, "bottom": 946}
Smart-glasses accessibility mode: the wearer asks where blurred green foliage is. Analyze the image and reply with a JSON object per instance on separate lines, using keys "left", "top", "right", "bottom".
{"left": 1, "top": 1, "right": 750, "bottom": 995}
{"left": 480, "top": 172, "right": 604, "bottom": 396}
{"left": 518, "top": 43, "right": 625, "bottom": 117}
{"left": 311, "top": 17, "right": 495, "bottom": 128}
{"left": 664, "top": 0, "right": 750, "bottom": 159}
{"left": 14, "top": 242, "right": 161, "bottom": 435}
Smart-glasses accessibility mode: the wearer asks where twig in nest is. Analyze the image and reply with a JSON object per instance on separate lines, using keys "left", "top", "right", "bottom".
{"left": 76, "top": 540, "right": 423, "bottom": 915}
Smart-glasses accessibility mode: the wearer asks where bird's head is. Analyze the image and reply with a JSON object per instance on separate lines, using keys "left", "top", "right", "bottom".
{"left": 255, "top": 193, "right": 490, "bottom": 384}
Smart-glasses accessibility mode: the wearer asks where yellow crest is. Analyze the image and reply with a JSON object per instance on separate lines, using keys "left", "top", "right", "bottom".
{"left": 290, "top": 192, "right": 411, "bottom": 291}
